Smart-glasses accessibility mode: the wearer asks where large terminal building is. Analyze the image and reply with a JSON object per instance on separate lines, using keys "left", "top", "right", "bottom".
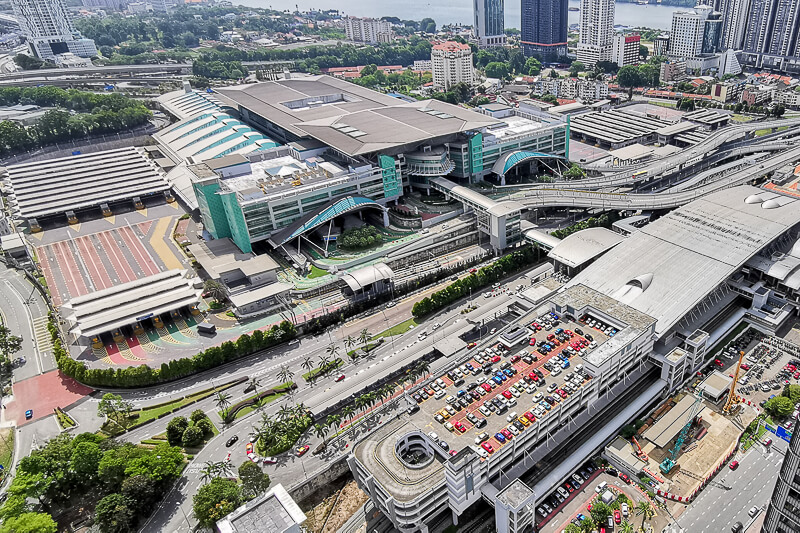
{"left": 157, "top": 75, "right": 568, "bottom": 255}
{"left": 346, "top": 185, "right": 800, "bottom": 533}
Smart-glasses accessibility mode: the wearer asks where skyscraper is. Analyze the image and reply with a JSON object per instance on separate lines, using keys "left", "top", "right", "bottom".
{"left": 431, "top": 41, "right": 474, "bottom": 90}
{"left": 668, "top": 5, "right": 719, "bottom": 58}
{"left": 473, "top": 0, "right": 506, "bottom": 48}
{"left": 520, "top": 0, "right": 568, "bottom": 60}
{"left": 741, "top": 0, "right": 800, "bottom": 71}
{"left": 11, "top": 0, "right": 97, "bottom": 61}
{"left": 762, "top": 427, "right": 800, "bottom": 533}
{"left": 576, "top": 0, "right": 616, "bottom": 68}
{"left": 718, "top": 0, "right": 751, "bottom": 50}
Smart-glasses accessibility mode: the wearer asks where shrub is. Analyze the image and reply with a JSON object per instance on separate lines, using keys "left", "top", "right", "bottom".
{"left": 181, "top": 425, "right": 204, "bottom": 447}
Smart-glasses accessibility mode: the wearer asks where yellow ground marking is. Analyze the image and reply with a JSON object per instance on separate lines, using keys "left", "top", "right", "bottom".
{"left": 136, "top": 207, "right": 148, "bottom": 217}
{"left": 105, "top": 215, "right": 116, "bottom": 225}
{"left": 149, "top": 217, "right": 183, "bottom": 270}
{"left": 137, "top": 333, "right": 163, "bottom": 353}
{"left": 29, "top": 231, "right": 44, "bottom": 241}
{"left": 92, "top": 346, "right": 113, "bottom": 365}
{"left": 176, "top": 318, "right": 197, "bottom": 338}
{"left": 157, "top": 327, "right": 187, "bottom": 345}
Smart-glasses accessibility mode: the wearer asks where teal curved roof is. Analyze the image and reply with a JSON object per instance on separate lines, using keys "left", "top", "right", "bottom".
{"left": 270, "top": 196, "right": 384, "bottom": 246}
{"left": 491, "top": 151, "right": 566, "bottom": 176}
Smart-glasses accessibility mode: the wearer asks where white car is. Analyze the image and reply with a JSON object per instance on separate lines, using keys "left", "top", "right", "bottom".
{"left": 479, "top": 405, "right": 492, "bottom": 416}
{"left": 474, "top": 355, "right": 484, "bottom": 364}
{"left": 248, "top": 453, "right": 261, "bottom": 464}
{"left": 432, "top": 322, "right": 441, "bottom": 331}
{"left": 490, "top": 328, "right": 497, "bottom": 334}
{"left": 475, "top": 432, "right": 489, "bottom": 444}
{"left": 476, "top": 387, "right": 487, "bottom": 396}
{"left": 483, "top": 292, "right": 492, "bottom": 298}
{"left": 428, "top": 431, "right": 439, "bottom": 442}
{"left": 621, "top": 503, "right": 629, "bottom": 517}
{"left": 508, "top": 425, "right": 520, "bottom": 435}
{"left": 748, "top": 506, "right": 760, "bottom": 518}
{"left": 263, "top": 456, "right": 277, "bottom": 465}
{"left": 534, "top": 392, "right": 544, "bottom": 402}
{"left": 474, "top": 446, "right": 488, "bottom": 458}
{"left": 509, "top": 386, "right": 521, "bottom": 397}
{"left": 476, "top": 376, "right": 486, "bottom": 385}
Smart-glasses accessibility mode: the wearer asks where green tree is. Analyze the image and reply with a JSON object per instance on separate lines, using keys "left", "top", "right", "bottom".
{"left": 617, "top": 65, "right": 641, "bottom": 99}
{"left": 485, "top": 61, "right": 509, "bottom": 79}
{"left": 70, "top": 441, "right": 102, "bottom": 481}
{"left": 569, "top": 61, "right": 585, "bottom": 77}
{"left": 589, "top": 501, "right": 612, "bottom": 524}
{"left": 635, "top": 500, "right": 655, "bottom": 530}
{"left": 196, "top": 417, "right": 214, "bottom": 436}
{"left": 97, "top": 393, "right": 134, "bottom": 430}
{"left": 192, "top": 477, "right": 243, "bottom": 526}
{"left": 619, "top": 520, "right": 634, "bottom": 533}
{"left": 214, "top": 391, "right": 232, "bottom": 416}
{"left": 238, "top": 460, "right": 271, "bottom": 499}
{"left": 182, "top": 425, "right": 204, "bottom": 447}
{"left": 190, "top": 409, "right": 208, "bottom": 424}
{"left": 565, "top": 524, "right": 581, "bottom": 533}
{"left": 94, "top": 493, "right": 135, "bottom": 533}
{"left": 0, "top": 325, "right": 22, "bottom": 362}
{"left": 765, "top": 395, "right": 794, "bottom": 417}
{"left": 203, "top": 279, "right": 226, "bottom": 302}
{"left": 166, "top": 416, "right": 189, "bottom": 447}
{"left": 0, "top": 512, "right": 57, "bottom": 533}
{"left": 420, "top": 17, "right": 436, "bottom": 33}
{"left": 121, "top": 475, "right": 159, "bottom": 516}
{"left": 639, "top": 44, "right": 649, "bottom": 60}
{"left": 524, "top": 57, "right": 542, "bottom": 76}
{"left": 123, "top": 443, "right": 184, "bottom": 483}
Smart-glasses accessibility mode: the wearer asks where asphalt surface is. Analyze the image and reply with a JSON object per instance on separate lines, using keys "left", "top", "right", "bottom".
{"left": 673, "top": 438, "right": 786, "bottom": 533}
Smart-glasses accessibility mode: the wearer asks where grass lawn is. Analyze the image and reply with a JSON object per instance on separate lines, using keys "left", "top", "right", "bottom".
{"left": 755, "top": 126, "right": 789, "bottom": 136}
{"left": 0, "top": 428, "right": 13, "bottom": 471}
{"left": 346, "top": 340, "right": 382, "bottom": 359}
{"left": 55, "top": 408, "right": 76, "bottom": 430}
{"left": 653, "top": 101, "right": 677, "bottom": 108}
{"left": 223, "top": 383, "right": 294, "bottom": 421}
{"left": 308, "top": 265, "right": 329, "bottom": 279}
{"left": 373, "top": 318, "right": 419, "bottom": 339}
{"left": 303, "top": 359, "right": 344, "bottom": 381}
{"left": 101, "top": 388, "right": 221, "bottom": 436}
{"left": 731, "top": 114, "right": 753, "bottom": 122}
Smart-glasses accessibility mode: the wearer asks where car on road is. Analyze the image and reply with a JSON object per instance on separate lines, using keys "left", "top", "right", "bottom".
{"left": 729, "top": 460, "right": 739, "bottom": 470}
{"left": 296, "top": 445, "right": 310, "bottom": 456}
{"left": 748, "top": 506, "right": 760, "bottom": 518}
{"left": 246, "top": 443, "right": 254, "bottom": 454}
{"left": 288, "top": 338, "right": 300, "bottom": 345}
{"left": 25, "top": 410, "right": 33, "bottom": 420}
{"left": 335, "top": 374, "right": 345, "bottom": 382}
{"left": 248, "top": 453, "right": 261, "bottom": 464}
{"left": 263, "top": 456, "right": 277, "bottom": 464}
{"left": 226, "top": 435, "right": 239, "bottom": 447}
{"left": 614, "top": 510, "right": 621, "bottom": 523}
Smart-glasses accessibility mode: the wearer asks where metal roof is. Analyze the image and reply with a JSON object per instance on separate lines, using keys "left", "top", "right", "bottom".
{"left": 61, "top": 270, "right": 201, "bottom": 337}
{"left": 642, "top": 394, "right": 707, "bottom": 448}
{"left": 215, "top": 76, "right": 501, "bottom": 157}
{"left": 4, "top": 147, "right": 170, "bottom": 219}
{"left": 341, "top": 262, "right": 393, "bottom": 292}
{"left": 548, "top": 227, "right": 625, "bottom": 268}
{"left": 567, "top": 186, "right": 800, "bottom": 338}
{"left": 491, "top": 150, "right": 566, "bottom": 176}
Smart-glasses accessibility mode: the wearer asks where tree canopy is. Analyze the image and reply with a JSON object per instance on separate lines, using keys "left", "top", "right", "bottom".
{"left": 193, "top": 478, "right": 243, "bottom": 527}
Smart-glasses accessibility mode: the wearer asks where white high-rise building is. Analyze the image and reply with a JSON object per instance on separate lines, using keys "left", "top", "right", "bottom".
{"left": 344, "top": 17, "right": 394, "bottom": 45}
{"left": 611, "top": 33, "right": 641, "bottom": 67}
{"left": 431, "top": 41, "right": 474, "bottom": 90}
{"left": 11, "top": 0, "right": 97, "bottom": 61}
{"left": 576, "top": 0, "right": 616, "bottom": 68}
{"left": 668, "top": 5, "right": 714, "bottom": 58}
{"left": 473, "top": 0, "right": 506, "bottom": 48}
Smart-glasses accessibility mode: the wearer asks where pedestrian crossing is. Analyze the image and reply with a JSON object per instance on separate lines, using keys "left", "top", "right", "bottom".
{"left": 32, "top": 316, "right": 53, "bottom": 354}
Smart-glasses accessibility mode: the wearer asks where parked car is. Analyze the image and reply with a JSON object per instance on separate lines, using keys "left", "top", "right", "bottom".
{"left": 296, "top": 445, "right": 310, "bottom": 456}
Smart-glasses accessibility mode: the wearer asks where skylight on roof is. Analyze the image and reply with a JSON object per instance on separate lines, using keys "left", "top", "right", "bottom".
{"left": 348, "top": 130, "right": 367, "bottom": 138}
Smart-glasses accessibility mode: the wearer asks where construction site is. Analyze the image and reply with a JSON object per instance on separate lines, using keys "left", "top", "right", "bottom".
{"left": 605, "top": 351, "right": 757, "bottom": 501}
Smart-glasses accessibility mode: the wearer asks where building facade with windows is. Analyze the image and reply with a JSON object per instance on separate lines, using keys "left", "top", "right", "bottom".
{"left": 576, "top": 0, "right": 616, "bottom": 68}
{"left": 611, "top": 33, "right": 641, "bottom": 68}
{"left": 431, "top": 41, "right": 475, "bottom": 90}
{"left": 11, "top": 0, "right": 97, "bottom": 60}
{"left": 344, "top": 17, "right": 393, "bottom": 44}
{"left": 473, "top": 0, "right": 506, "bottom": 48}
{"left": 520, "top": 0, "right": 568, "bottom": 60}
{"left": 762, "top": 426, "right": 800, "bottom": 533}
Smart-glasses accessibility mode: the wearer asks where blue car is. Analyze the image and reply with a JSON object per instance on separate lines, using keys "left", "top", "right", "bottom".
{"left": 577, "top": 514, "right": 585, "bottom": 521}
{"left": 492, "top": 376, "right": 503, "bottom": 386}
{"left": 540, "top": 401, "right": 552, "bottom": 411}
{"left": 457, "top": 390, "right": 467, "bottom": 397}
{"left": 496, "top": 372, "right": 507, "bottom": 382}
{"left": 495, "top": 432, "right": 506, "bottom": 443}
{"left": 503, "top": 368, "right": 514, "bottom": 377}
{"left": 561, "top": 360, "right": 570, "bottom": 369}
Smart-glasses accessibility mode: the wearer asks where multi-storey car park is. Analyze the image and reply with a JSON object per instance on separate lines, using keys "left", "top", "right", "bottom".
{"left": 347, "top": 185, "right": 800, "bottom": 533}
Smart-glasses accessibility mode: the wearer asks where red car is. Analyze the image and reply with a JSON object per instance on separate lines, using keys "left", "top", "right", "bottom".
{"left": 564, "top": 483, "right": 574, "bottom": 493}
{"left": 454, "top": 421, "right": 466, "bottom": 433}
{"left": 491, "top": 355, "right": 501, "bottom": 363}
{"left": 524, "top": 411, "right": 535, "bottom": 422}
{"left": 529, "top": 338, "right": 537, "bottom": 346}
{"left": 528, "top": 372, "right": 539, "bottom": 382}
{"left": 501, "top": 428, "right": 513, "bottom": 440}
{"left": 741, "top": 364, "right": 750, "bottom": 370}
{"left": 565, "top": 330, "right": 573, "bottom": 337}
{"left": 449, "top": 449, "right": 458, "bottom": 456}
{"left": 729, "top": 460, "right": 739, "bottom": 470}
{"left": 481, "top": 383, "right": 492, "bottom": 392}
{"left": 714, "top": 359, "right": 724, "bottom": 367}
{"left": 502, "top": 390, "right": 512, "bottom": 399}
{"left": 335, "top": 374, "right": 346, "bottom": 382}
{"left": 296, "top": 445, "right": 310, "bottom": 457}
{"left": 532, "top": 322, "right": 542, "bottom": 331}
{"left": 614, "top": 510, "right": 621, "bottom": 524}
{"left": 794, "top": 371, "right": 800, "bottom": 379}
{"left": 510, "top": 355, "right": 521, "bottom": 363}
{"left": 557, "top": 389, "right": 568, "bottom": 398}
{"left": 481, "top": 442, "right": 494, "bottom": 453}
{"left": 587, "top": 503, "right": 593, "bottom": 511}
{"left": 619, "top": 473, "right": 630, "bottom": 483}
{"left": 469, "top": 268, "right": 477, "bottom": 274}
{"left": 467, "top": 342, "right": 477, "bottom": 349}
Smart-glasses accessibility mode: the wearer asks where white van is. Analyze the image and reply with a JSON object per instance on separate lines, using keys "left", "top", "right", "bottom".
{"left": 506, "top": 411, "right": 518, "bottom": 422}
{"left": 434, "top": 390, "right": 446, "bottom": 400}
{"left": 595, "top": 481, "right": 608, "bottom": 493}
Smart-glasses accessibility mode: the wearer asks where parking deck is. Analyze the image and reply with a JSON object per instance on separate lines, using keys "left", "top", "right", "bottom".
{"left": 410, "top": 315, "right": 612, "bottom": 457}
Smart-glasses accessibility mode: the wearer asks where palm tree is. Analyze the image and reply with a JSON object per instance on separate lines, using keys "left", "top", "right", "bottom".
{"left": 359, "top": 328, "right": 370, "bottom": 349}
{"left": 342, "top": 405, "right": 355, "bottom": 426}
{"left": 203, "top": 279, "right": 226, "bottom": 302}
{"left": 277, "top": 364, "right": 294, "bottom": 384}
{"left": 214, "top": 391, "right": 232, "bottom": 415}
{"left": 326, "top": 343, "right": 340, "bottom": 365}
{"left": 635, "top": 501, "right": 655, "bottom": 531}
{"left": 344, "top": 335, "right": 356, "bottom": 352}
{"left": 416, "top": 360, "right": 430, "bottom": 379}
{"left": 327, "top": 414, "right": 341, "bottom": 432}
{"left": 247, "top": 377, "right": 260, "bottom": 394}
{"left": 619, "top": 521, "right": 634, "bottom": 533}
{"left": 200, "top": 461, "right": 217, "bottom": 484}
{"left": 300, "top": 356, "right": 314, "bottom": 376}
{"left": 215, "top": 460, "right": 234, "bottom": 478}
{"left": 277, "top": 404, "right": 294, "bottom": 422}
{"left": 313, "top": 423, "right": 329, "bottom": 444}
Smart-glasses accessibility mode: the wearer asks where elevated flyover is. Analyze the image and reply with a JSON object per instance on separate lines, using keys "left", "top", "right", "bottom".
{"left": 497, "top": 118, "right": 800, "bottom": 192}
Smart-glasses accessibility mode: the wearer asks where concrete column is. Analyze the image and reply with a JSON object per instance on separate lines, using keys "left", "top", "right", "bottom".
{"left": 452, "top": 509, "right": 459, "bottom": 525}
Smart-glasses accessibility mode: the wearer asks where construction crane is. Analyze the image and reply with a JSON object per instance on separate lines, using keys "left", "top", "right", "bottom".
{"left": 660, "top": 392, "right": 703, "bottom": 474}
{"left": 631, "top": 436, "right": 649, "bottom": 461}
{"left": 723, "top": 350, "right": 745, "bottom": 414}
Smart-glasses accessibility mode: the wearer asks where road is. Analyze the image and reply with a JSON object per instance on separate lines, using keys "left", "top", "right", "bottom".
{"left": 672, "top": 438, "right": 786, "bottom": 533}
{"left": 0, "top": 263, "right": 53, "bottom": 381}
{"left": 132, "top": 274, "right": 528, "bottom": 533}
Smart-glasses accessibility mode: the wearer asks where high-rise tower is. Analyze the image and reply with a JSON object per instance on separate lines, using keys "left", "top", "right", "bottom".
{"left": 520, "top": 0, "right": 568, "bottom": 60}
{"left": 474, "top": 0, "right": 506, "bottom": 48}
{"left": 576, "top": 0, "right": 616, "bottom": 68}
{"left": 11, "top": 0, "right": 97, "bottom": 61}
